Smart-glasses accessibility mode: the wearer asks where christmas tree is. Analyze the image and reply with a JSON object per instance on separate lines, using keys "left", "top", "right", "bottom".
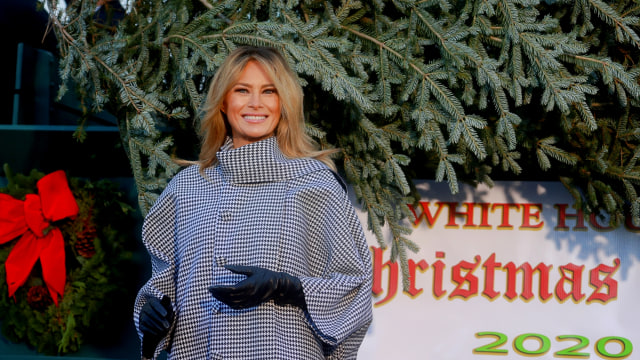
{"left": 46, "top": 0, "right": 640, "bottom": 287}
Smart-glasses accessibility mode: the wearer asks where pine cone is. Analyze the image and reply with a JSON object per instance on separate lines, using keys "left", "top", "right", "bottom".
{"left": 75, "top": 224, "right": 97, "bottom": 258}
{"left": 27, "top": 286, "right": 53, "bottom": 311}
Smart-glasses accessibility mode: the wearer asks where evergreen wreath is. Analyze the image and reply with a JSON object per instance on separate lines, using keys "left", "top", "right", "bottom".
{"left": 0, "top": 165, "right": 136, "bottom": 355}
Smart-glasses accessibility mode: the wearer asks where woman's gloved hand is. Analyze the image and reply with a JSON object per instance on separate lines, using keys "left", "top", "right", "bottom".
{"left": 209, "top": 265, "right": 307, "bottom": 310}
{"left": 139, "top": 295, "right": 174, "bottom": 359}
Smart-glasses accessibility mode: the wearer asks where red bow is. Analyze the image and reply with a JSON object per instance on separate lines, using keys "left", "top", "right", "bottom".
{"left": 0, "top": 170, "right": 79, "bottom": 305}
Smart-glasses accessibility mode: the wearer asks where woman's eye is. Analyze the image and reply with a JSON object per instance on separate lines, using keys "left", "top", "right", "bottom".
{"left": 235, "top": 88, "right": 249, "bottom": 93}
{"left": 264, "top": 88, "right": 277, "bottom": 94}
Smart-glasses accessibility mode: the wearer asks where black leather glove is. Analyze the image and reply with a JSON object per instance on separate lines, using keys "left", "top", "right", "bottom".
{"left": 139, "top": 295, "right": 174, "bottom": 359}
{"left": 209, "top": 265, "right": 307, "bottom": 310}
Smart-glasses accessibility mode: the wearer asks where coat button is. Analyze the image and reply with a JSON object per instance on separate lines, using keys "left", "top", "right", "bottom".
{"left": 215, "top": 256, "right": 227, "bottom": 267}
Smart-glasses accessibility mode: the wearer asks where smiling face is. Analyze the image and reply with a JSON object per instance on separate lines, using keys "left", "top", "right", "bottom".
{"left": 222, "top": 60, "right": 281, "bottom": 148}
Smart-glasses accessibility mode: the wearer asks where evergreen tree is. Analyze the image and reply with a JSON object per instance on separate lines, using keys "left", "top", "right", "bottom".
{"left": 45, "top": 0, "right": 640, "bottom": 287}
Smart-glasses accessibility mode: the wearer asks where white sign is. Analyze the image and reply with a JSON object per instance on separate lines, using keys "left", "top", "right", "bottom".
{"left": 358, "top": 181, "right": 640, "bottom": 359}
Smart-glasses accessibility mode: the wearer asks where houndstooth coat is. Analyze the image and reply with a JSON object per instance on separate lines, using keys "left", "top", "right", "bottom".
{"left": 133, "top": 136, "right": 373, "bottom": 359}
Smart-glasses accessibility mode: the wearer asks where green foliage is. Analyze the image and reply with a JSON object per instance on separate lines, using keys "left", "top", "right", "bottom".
{"left": 0, "top": 166, "right": 136, "bottom": 354}
{"left": 46, "top": 0, "right": 640, "bottom": 288}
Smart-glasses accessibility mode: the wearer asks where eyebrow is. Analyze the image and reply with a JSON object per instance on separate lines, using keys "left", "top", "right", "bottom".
{"left": 234, "top": 82, "right": 276, "bottom": 88}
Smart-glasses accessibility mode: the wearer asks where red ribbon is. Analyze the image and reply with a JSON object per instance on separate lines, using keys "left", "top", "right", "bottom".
{"left": 0, "top": 170, "right": 79, "bottom": 305}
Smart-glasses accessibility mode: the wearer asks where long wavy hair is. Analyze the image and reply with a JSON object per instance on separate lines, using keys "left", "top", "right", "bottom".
{"left": 191, "top": 46, "right": 337, "bottom": 171}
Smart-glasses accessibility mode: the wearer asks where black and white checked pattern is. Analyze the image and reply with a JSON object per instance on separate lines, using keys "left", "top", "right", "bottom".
{"left": 133, "top": 137, "right": 373, "bottom": 359}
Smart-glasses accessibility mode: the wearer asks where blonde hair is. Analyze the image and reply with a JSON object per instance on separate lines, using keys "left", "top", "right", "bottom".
{"left": 191, "top": 46, "right": 337, "bottom": 171}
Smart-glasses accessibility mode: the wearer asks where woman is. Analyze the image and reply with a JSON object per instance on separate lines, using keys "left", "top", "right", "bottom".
{"left": 133, "top": 46, "right": 373, "bottom": 359}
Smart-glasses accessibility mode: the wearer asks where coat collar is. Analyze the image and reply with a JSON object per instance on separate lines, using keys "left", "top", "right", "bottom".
{"left": 216, "top": 136, "right": 327, "bottom": 184}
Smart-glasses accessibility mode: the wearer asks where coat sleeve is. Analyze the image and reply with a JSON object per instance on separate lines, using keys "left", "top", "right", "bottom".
{"left": 132, "top": 186, "right": 179, "bottom": 359}
{"left": 294, "top": 175, "right": 373, "bottom": 358}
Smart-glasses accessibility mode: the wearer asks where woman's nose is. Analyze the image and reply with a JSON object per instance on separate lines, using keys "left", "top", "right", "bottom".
{"left": 248, "top": 93, "right": 262, "bottom": 108}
